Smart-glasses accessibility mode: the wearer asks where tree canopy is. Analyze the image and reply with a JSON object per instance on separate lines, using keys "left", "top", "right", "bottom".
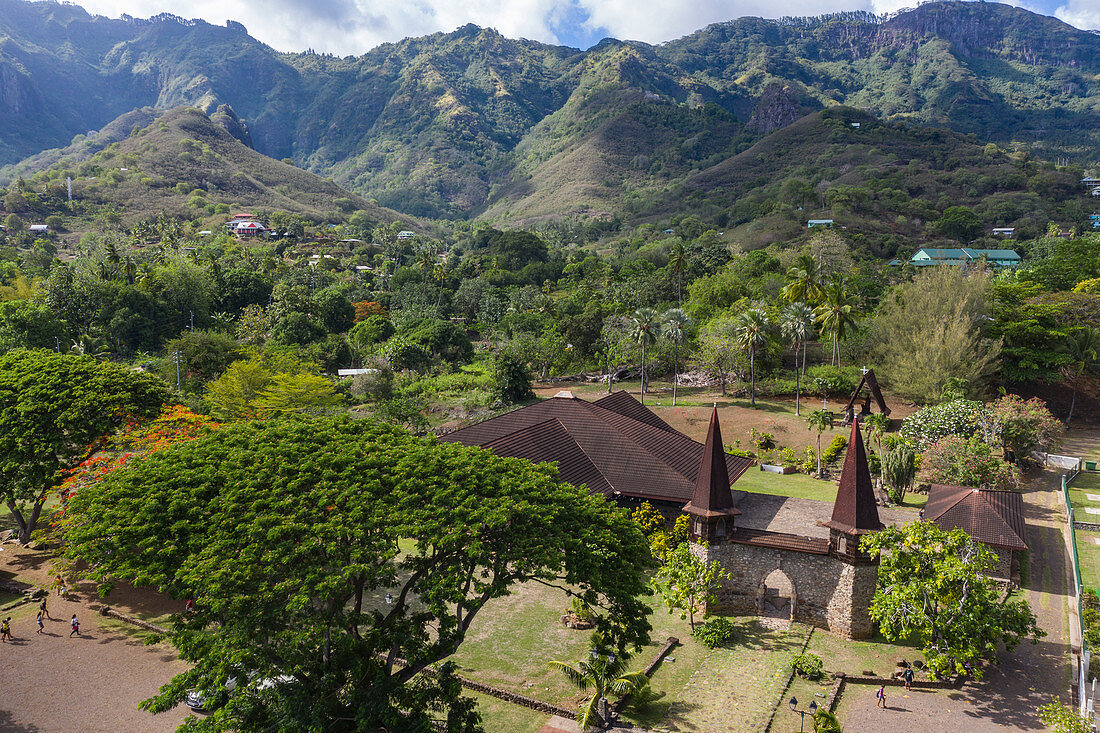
{"left": 0, "top": 349, "right": 170, "bottom": 542}
{"left": 862, "top": 521, "right": 1042, "bottom": 680}
{"left": 62, "top": 415, "right": 652, "bottom": 732}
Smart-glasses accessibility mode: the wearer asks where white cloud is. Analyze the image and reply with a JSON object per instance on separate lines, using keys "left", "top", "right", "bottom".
{"left": 1055, "top": 0, "right": 1100, "bottom": 30}
{"left": 73, "top": 0, "right": 569, "bottom": 54}
{"left": 576, "top": 0, "right": 873, "bottom": 44}
{"left": 47, "top": 0, "right": 1087, "bottom": 55}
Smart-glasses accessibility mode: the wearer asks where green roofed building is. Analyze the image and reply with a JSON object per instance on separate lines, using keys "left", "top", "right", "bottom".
{"left": 904, "top": 248, "right": 1021, "bottom": 268}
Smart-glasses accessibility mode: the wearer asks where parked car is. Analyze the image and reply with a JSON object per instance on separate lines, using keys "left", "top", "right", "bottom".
{"left": 185, "top": 673, "right": 295, "bottom": 712}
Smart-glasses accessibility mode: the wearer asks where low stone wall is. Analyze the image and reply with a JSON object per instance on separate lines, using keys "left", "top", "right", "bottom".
{"left": 415, "top": 664, "right": 577, "bottom": 719}
{"left": 96, "top": 605, "right": 170, "bottom": 635}
{"left": 824, "top": 671, "right": 964, "bottom": 714}
{"left": 1075, "top": 521, "right": 1100, "bottom": 533}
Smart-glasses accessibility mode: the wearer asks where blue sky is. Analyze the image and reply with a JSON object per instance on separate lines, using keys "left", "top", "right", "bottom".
{"left": 62, "top": 0, "right": 1099, "bottom": 55}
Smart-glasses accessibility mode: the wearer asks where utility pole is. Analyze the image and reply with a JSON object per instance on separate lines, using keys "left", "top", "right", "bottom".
{"left": 54, "top": 336, "right": 60, "bottom": 353}
{"left": 173, "top": 350, "right": 182, "bottom": 392}
{"left": 189, "top": 310, "right": 194, "bottom": 330}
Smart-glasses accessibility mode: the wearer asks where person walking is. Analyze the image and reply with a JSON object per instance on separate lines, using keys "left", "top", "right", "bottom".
{"left": 55, "top": 575, "right": 66, "bottom": 597}
{"left": 903, "top": 666, "right": 914, "bottom": 691}
{"left": 69, "top": 614, "right": 80, "bottom": 638}
{"left": 0, "top": 617, "right": 11, "bottom": 642}
{"left": 876, "top": 683, "right": 887, "bottom": 708}
{"left": 39, "top": 596, "right": 51, "bottom": 620}
{"left": 36, "top": 610, "right": 45, "bottom": 635}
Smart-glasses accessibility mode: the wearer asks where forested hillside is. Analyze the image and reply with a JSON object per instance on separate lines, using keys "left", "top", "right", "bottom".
{"left": 1, "top": 0, "right": 1098, "bottom": 224}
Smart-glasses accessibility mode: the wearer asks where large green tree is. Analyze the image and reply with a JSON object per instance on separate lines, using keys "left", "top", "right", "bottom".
{"left": 862, "top": 522, "right": 1042, "bottom": 680}
{"left": 870, "top": 267, "right": 1001, "bottom": 403}
{"left": 0, "top": 349, "right": 169, "bottom": 542}
{"left": 62, "top": 416, "right": 652, "bottom": 732}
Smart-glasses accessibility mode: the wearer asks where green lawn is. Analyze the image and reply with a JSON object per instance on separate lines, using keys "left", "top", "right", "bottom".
{"left": 446, "top": 576, "right": 828, "bottom": 732}
{"left": 463, "top": 692, "right": 547, "bottom": 733}
{"left": 734, "top": 470, "right": 927, "bottom": 510}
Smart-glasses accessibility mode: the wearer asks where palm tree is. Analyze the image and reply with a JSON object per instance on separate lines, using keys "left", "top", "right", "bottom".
{"left": 630, "top": 307, "right": 663, "bottom": 405}
{"left": 668, "top": 239, "right": 688, "bottom": 306}
{"left": 734, "top": 308, "right": 772, "bottom": 408}
{"left": 814, "top": 275, "right": 860, "bottom": 367}
{"left": 549, "top": 652, "right": 649, "bottom": 731}
{"left": 432, "top": 262, "right": 447, "bottom": 310}
{"left": 780, "top": 302, "right": 815, "bottom": 416}
{"left": 782, "top": 253, "right": 824, "bottom": 304}
{"left": 806, "top": 409, "right": 834, "bottom": 478}
{"left": 1062, "top": 327, "right": 1100, "bottom": 424}
{"left": 663, "top": 308, "right": 692, "bottom": 406}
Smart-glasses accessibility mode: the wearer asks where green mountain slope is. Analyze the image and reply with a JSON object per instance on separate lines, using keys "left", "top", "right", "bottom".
{"left": 1, "top": 0, "right": 1098, "bottom": 221}
{"left": 12, "top": 107, "right": 410, "bottom": 230}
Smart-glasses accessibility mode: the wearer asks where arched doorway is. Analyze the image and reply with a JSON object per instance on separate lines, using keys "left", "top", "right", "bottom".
{"left": 758, "top": 569, "right": 796, "bottom": 622}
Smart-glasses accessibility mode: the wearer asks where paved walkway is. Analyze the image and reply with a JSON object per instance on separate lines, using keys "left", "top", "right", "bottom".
{"left": 838, "top": 468, "right": 1072, "bottom": 731}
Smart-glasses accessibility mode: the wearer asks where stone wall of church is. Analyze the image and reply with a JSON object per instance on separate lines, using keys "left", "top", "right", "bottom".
{"left": 690, "top": 541, "right": 878, "bottom": 639}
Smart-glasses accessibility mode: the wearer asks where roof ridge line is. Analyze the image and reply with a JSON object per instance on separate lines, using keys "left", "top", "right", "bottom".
{"left": 482, "top": 416, "right": 617, "bottom": 493}
{"left": 582, "top": 397, "right": 704, "bottom": 483}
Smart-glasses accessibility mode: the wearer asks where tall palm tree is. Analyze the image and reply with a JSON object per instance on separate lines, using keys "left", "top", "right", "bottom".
{"left": 781, "top": 253, "right": 824, "bottom": 304}
{"left": 814, "top": 275, "right": 859, "bottom": 367}
{"left": 549, "top": 653, "right": 649, "bottom": 731}
{"left": 806, "top": 409, "right": 834, "bottom": 478}
{"left": 734, "top": 308, "right": 772, "bottom": 408}
{"left": 1063, "top": 327, "right": 1100, "bottom": 424}
{"left": 630, "top": 307, "right": 663, "bottom": 405}
{"left": 780, "top": 302, "right": 815, "bottom": 416}
{"left": 668, "top": 240, "right": 688, "bottom": 306}
{"left": 663, "top": 308, "right": 692, "bottom": 406}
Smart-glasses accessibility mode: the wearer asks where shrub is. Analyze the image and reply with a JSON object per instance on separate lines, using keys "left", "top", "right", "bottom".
{"left": 790, "top": 652, "right": 824, "bottom": 680}
{"left": 990, "top": 394, "right": 1063, "bottom": 459}
{"left": 923, "top": 435, "right": 1018, "bottom": 490}
{"left": 807, "top": 365, "right": 860, "bottom": 397}
{"left": 900, "top": 399, "right": 990, "bottom": 450}
{"left": 693, "top": 616, "right": 737, "bottom": 649}
{"left": 751, "top": 428, "right": 776, "bottom": 450}
{"left": 489, "top": 349, "right": 533, "bottom": 405}
{"left": 821, "top": 435, "right": 848, "bottom": 465}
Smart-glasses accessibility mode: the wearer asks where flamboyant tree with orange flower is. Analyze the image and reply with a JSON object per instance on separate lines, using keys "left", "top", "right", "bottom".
{"left": 352, "top": 301, "right": 388, "bottom": 322}
{"left": 60, "top": 405, "right": 221, "bottom": 499}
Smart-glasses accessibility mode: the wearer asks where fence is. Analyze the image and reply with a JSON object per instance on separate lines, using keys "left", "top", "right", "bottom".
{"left": 1063, "top": 470, "right": 1093, "bottom": 717}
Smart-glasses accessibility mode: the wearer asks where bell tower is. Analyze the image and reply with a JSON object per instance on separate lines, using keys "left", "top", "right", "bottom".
{"left": 823, "top": 418, "right": 884, "bottom": 638}
{"left": 683, "top": 406, "right": 740, "bottom": 544}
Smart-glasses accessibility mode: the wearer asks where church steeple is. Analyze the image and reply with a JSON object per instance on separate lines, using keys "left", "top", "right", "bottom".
{"left": 826, "top": 418, "right": 884, "bottom": 556}
{"left": 683, "top": 406, "right": 740, "bottom": 543}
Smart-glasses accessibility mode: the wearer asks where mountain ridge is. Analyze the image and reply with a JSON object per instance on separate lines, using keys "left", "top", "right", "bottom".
{"left": 1, "top": 0, "right": 1098, "bottom": 222}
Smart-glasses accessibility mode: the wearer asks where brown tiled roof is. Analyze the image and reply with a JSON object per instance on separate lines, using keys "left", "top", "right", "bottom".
{"left": 440, "top": 392, "right": 752, "bottom": 503}
{"left": 684, "top": 407, "right": 740, "bottom": 518}
{"left": 825, "top": 418, "right": 884, "bottom": 535}
{"left": 483, "top": 419, "right": 613, "bottom": 496}
{"left": 594, "top": 391, "right": 677, "bottom": 433}
{"left": 730, "top": 527, "right": 830, "bottom": 554}
{"left": 926, "top": 484, "right": 1028, "bottom": 551}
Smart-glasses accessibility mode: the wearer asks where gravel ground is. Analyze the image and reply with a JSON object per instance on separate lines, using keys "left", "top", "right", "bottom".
{"left": 0, "top": 543, "right": 192, "bottom": 732}
{"left": 0, "top": 593, "right": 191, "bottom": 732}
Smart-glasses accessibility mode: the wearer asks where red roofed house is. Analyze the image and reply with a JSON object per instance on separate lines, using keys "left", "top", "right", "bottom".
{"left": 926, "top": 484, "right": 1028, "bottom": 580}
{"left": 444, "top": 392, "right": 889, "bottom": 638}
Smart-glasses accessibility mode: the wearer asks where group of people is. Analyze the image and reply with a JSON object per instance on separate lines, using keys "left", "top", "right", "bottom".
{"left": 875, "top": 666, "right": 917, "bottom": 709}
{"left": 0, "top": 592, "right": 82, "bottom": 643}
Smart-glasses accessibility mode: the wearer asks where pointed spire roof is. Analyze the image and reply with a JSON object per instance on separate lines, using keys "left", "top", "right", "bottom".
{"left": 683, "top": 406, "right": 741, "bottom": 518}
{"left": 825, "top": 418, "right": 884, "bottom": 535}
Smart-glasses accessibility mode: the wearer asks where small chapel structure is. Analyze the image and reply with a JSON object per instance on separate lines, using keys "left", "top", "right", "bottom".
{"left": 443, "top": 390, "right": 888, "bottom": 638}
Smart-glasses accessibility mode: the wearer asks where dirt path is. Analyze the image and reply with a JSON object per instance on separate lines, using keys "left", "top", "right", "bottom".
{"left": 837, "top": 468, "right": 1072, "bottom": 731}
{"left": 0, "top": 544, "right": 193, "bottom": 732}
{"left": 0, "top": 593, "right": 190, "bottom": 732}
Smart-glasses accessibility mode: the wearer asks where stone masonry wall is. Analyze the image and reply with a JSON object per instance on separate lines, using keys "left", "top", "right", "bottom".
{"left": 691, "top": 541, "right": 878, "bottom": 639}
